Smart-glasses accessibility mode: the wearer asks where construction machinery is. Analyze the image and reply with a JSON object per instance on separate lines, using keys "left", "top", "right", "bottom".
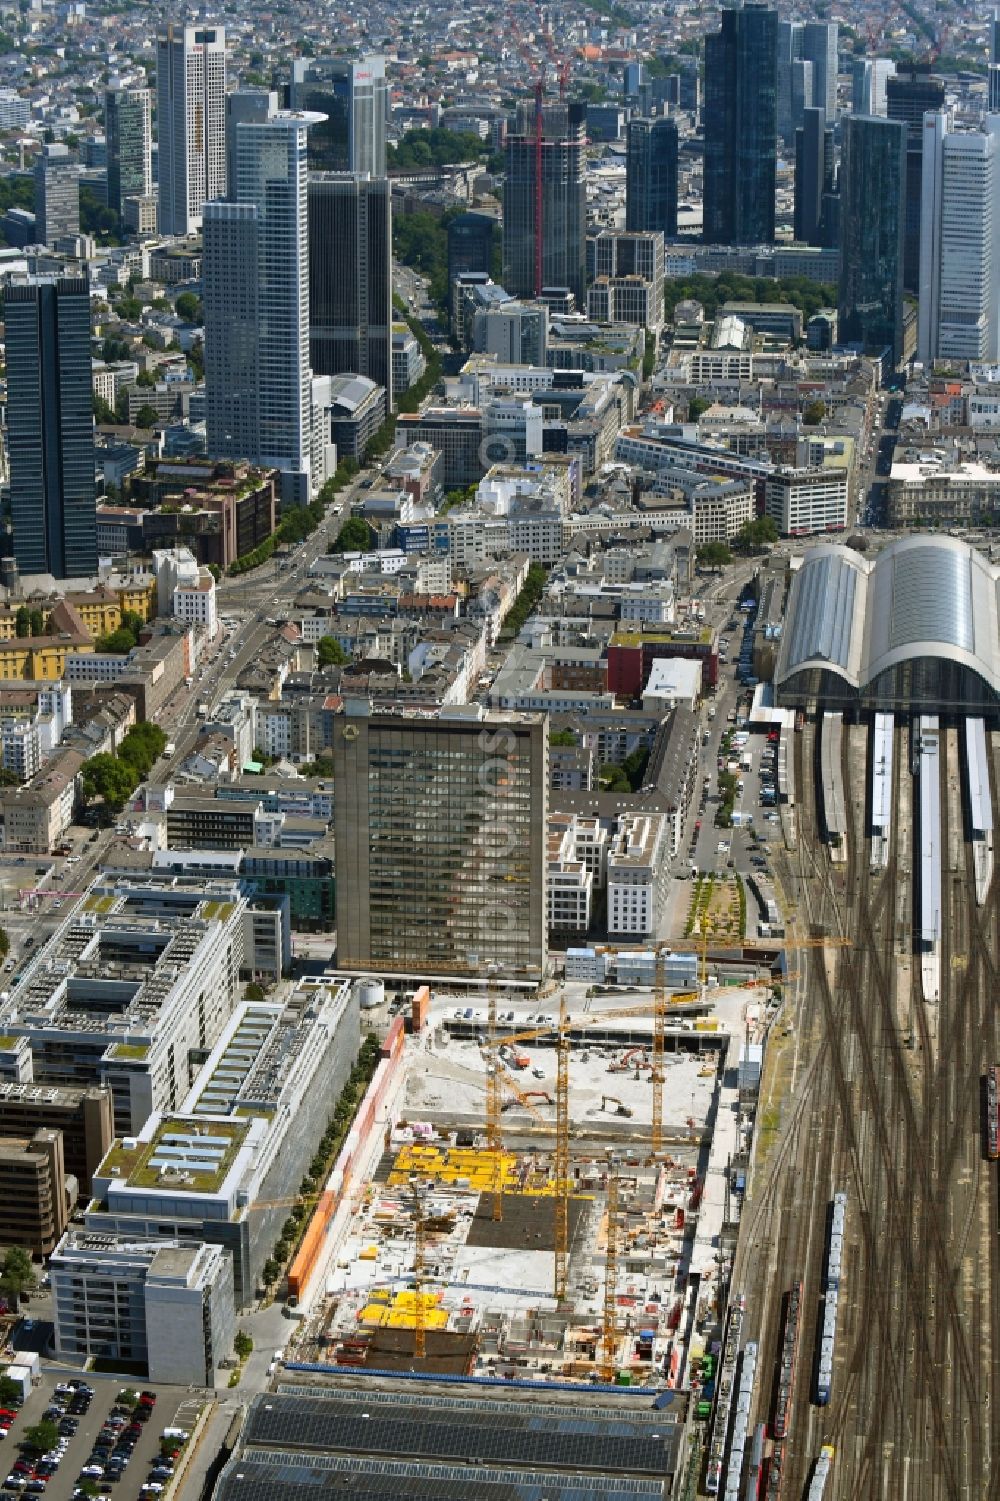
{"left": 600, "top": 1096, "right": 633, "bottom": 1118}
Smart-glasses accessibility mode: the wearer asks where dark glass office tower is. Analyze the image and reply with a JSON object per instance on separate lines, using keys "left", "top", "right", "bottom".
{"left": 794, "top": 107, "right": 833, "bottom": 246}
{"left": 447, "top": 212, "right": 496, "bottom": 289}
{"left": 838, "top": 115, "right": 906, "bottom": 365}
{"left": 625, "top": 116, "right": 678, "bottom": 236}
{"left": 105, "top": 86, "right": 152, "bottom": 220}
{"left": 503, "top": 101, "right": 587, "bottom": 306}
{"left": 886, "top": 66, "right": 945, "bottom": 292}
{"left": 704, "top": 4, "right": 778, "bottom": 246}
{"left": 5, "top": 275, "right": 96, "bottom": 579}
{"left": 289, "top": 56, "right": 386, "bottom": 175}
{"left": 308, "top": 174, "right": 393, "bottom": 405}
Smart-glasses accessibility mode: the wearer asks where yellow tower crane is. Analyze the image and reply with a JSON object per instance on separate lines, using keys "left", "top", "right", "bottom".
{"left": 599, "top": 1156, "right": 621, "bottom": 1382}
{"left": 410, "top": 1181, "right": 428, "bottom": 1362}
{"left": 485, "top": 966, "right": 505, "bottom": 1222}
{"left": 651, "top": 952, "right": 666, "bottom": 1159}
{"left": 553, "top": 990, "right": 571, "bottom": 1303}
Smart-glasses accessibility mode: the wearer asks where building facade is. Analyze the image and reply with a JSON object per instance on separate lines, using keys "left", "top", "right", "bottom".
{"left": 289, "top": 55, "right": 387, "bottom": 176}
{"left": 334, "top": 704, "right": 548, "bottom": 978}
{"left": 625, "top": 117, "right": 678, "bottom": 238}
{"left": 918, "top": 114, "right": 1000, "bottom": 366}
{"left": 308, "top": 174, "right": 393, "bottom": 404}
{"left": 886, "top": 67, "right": 946, "bottom": 292}
{"left": 105, "top": 85, "right": 153, "bottom": 220}
{"left": 156, "top": 23, "right": 227, "bottom": 236}
{"left": 704, "top": 4, "right": 778, "bottom": 247}
{"left": 764, "top": 465, "right": 849, "bottom": 535}
{"left": 33, "top": 145, "right": 79, "bottom": 246}
{"left": 503, "top": 102, "right": 587, "bottom": 307}
{"left": 838, "top": 115, "right": 907, "bottom": 365}
{"left": 205, "top": 113, "right": 320, "bottom": 503}
{"left": 6, "top": 275, "right": 97, "bottom": 578}
{"left": 52, "top": 1234, "right": 234, "bottom": 1383}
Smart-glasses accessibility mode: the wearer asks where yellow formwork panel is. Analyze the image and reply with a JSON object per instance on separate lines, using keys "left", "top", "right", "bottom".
{"left": 388, "top": 1143, "right": 520, "bottom": 1190}
{"left": 386, "top": 1308, "right": 449, "bottom": 1329}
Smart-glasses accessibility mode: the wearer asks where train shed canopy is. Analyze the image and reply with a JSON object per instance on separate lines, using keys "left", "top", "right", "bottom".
{"left": 775, "top": 536, "right": 1000, "bottom": 713}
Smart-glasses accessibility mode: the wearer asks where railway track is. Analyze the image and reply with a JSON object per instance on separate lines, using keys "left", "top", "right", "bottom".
{"left": 731, "top": 714, "right": 1000, "bottom": 1501}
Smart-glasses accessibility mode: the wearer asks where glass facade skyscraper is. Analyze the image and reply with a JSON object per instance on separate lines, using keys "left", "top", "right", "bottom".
{"left": 886, "top": 67, "right": 945, "bottom": 292}
{"left": 625, "top": 117, "right": 678, "bottom": 237}
{"left": 289, "top": 56, "right": 386, "bottom": 176}
{"left": 105, "top": 85, "right": 152, "bottom": 221}
{"left": 838, "top": 115, "right": 907, "bottom": 365}
{"left": 308, "top": 174, "right": 393, "bottom": 405}
{"left": 204, "top": 112, "right": 319, "bottom": 503}
{"left": 704, "top": 4, "right": 778, "bottom": 247}
{"left": 333, "top": 707, "right": 548, "bottom": 979}
{"left": 503, "top": 102, "right": 587, "bottom": 306}
{"left": 5, "top": 275, "right": 97, "bottom": 580}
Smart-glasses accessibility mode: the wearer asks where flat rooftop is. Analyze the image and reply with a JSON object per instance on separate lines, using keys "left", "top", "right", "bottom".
{"left": 99, "top": 1115, "right": 248, "bottom": 1193}
{"left": 214, "top": 1384, "right": 680, "bottom": 1499}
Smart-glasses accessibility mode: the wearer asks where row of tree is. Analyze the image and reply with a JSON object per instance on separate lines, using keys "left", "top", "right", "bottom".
{"left": 79, "top": 722, "right": 168, "bottom": 816}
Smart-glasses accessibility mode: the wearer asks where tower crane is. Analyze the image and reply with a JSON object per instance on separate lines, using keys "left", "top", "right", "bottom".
{"left": 410, "top": 1181, "right": 428, "bottom": 1362}
{"left": 553, "top": 989, "right": 570, "bottom": 1302}
{"left": 599, "top": 1156, "right": 621, "bottom": 1382}
{"left": 486, "top": 965, "right": 504, "bottom": 1222}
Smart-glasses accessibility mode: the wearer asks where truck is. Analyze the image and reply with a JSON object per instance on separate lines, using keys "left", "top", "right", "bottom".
{"left": 196, "top": 702, "right": 208, "bottom": 719}
{"left": 164, "top": 742, "right": 175, "bottom": 758}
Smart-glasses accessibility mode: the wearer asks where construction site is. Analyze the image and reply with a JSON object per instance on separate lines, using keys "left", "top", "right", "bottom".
{"left": 285, "top": 959, "right": 786, "bottom": 1408}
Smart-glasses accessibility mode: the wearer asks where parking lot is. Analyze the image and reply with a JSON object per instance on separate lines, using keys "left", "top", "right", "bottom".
{"left": 1, "top": 1372, "right": 203, "bottom": 1501}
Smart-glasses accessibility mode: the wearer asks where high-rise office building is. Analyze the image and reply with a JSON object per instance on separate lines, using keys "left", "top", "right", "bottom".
{"left": 33, "top": 145, "right": 79, "bottom": 246}
{"left": 704, "top": 4, "right": 778, "bottom": 247}
{"left": 308, "top": 174, "right": 393, "bottom": 405}
{"left": 794, "top": 107, "right": 834, "bottom": 246}
{"left": 918, "top": 114, "right": 1000, "bottom": 365}
{"left": 802, "top": 22, "right": 838, "bottom": 123}
{"left": 886, "top": 66, "right": 945, "bottom": 291}
{"left": 777, "top": 21, "right": 804, "bottom": 145}
{"left": 333, "top": 704, "right": 548, "bottom": 979}
{"left": 156, "top": 23, "right": 226, "bottom": 236}
{"left": 204, "top": 112, "right": 320, "bottom": 504}
{"left": 5, "top": 274, "right": 97, "bottom": 579}
{"left": 991, "top": 13, "right": 1000, "bottom": 111}
{"left": 105, "top": 85, "right": 152, "bottom": 221}
{"left": 289, "top": 56, "right": 386, "bottom": 175}
{"left": 503, "top": 101, "right": 587, "bottom": 307}
{"left": 839, "top": 115, "right": 906, "bottom": 365}
{"left": 625, "top": 116, "right": 678, "bottom": 237}
{"left": 224, "top": 89, "right": 277, "bottom": 200}
{"left": 447, "top": 211, "right": 496, "bottom": 291}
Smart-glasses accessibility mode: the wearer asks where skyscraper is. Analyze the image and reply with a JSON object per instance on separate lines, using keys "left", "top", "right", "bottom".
{"left": 447, "top": 212, "right": 496, "bottom": 290}
{"left": 802, "top": 22, "right": 838, "bottom": 123}
{"left": 703, "top": 4, "right": 778, "bottom": 247}
{"left": 503, "top": 101, "right": 587, "bottom": 306}
{"left": 308, "top": 174, "right": 393, "bottom": 404}
{"left": 991, "top": 12, "right": 1000, "bottom": 111}
{"left": 224, "top": 89, "right": 277, "bottom": 201}
{"left": 204, "top": 112, "right": 320, "bottom": 504}
{"left": 5, "top": 274, "right": 97, "bottom": 579}
{"left": 918, "top": 113, "right": 1000, "bottom": 365}
{"left": 625, "top": 116, "right": 678, "bottom": 237}
{"left": 105, "top": 85, "right": 152, "bottom": 221}
{"left": 777, "top": 20, "right": 804, "bottom": 145}
{"left": 33, "top": 145, "right": 79, "bottom": 246}
{"left": 839, "top": 115, "right": 906, "bottom": 365}
{"left": 156, "top": 23, "right": 226, "bottom": 236}
{"left": 333, "top": 703, "right": 548, "bottom": 979}
{"left": 886, "top": 66, "right": 945, "bottom": 291}
{"left": 289, "top": 56, "right": 386, "bottom": 175}
{"left": 794, "top": 107, "right": 833, "bottom": 246}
